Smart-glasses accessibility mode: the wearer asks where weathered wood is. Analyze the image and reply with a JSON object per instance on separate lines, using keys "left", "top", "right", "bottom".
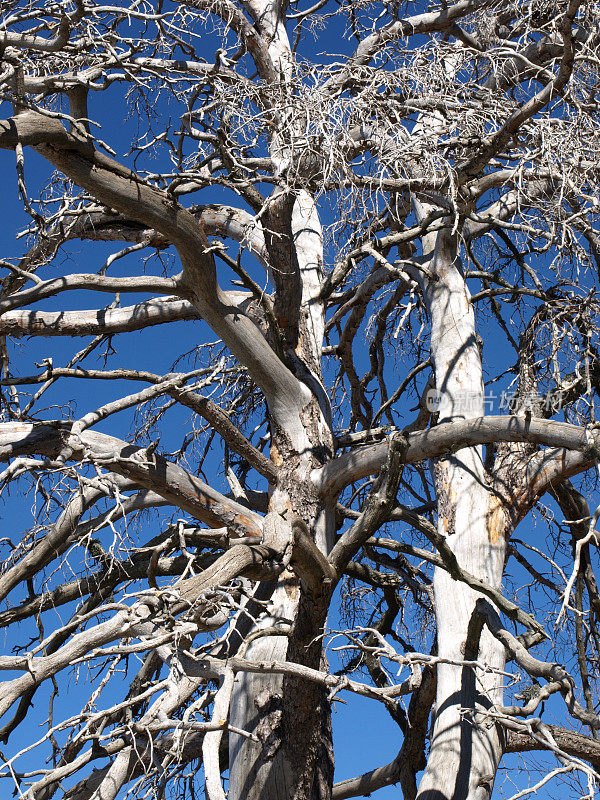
{"left": 412, "top": 221, "right": 504, "bottom": 800}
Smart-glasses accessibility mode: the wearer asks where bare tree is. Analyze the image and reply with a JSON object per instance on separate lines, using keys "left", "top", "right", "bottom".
{"left": 0, "top": 1, "right": 599, "bottom": 799}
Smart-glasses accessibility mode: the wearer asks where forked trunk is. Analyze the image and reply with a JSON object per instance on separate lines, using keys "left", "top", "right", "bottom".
{"left": 228, "top": 192, "right": 334, "bottom": 800}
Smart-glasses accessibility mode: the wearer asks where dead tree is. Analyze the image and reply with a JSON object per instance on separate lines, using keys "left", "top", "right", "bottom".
{"left": 0, "top": 1, "right": 599, "bottom": 799}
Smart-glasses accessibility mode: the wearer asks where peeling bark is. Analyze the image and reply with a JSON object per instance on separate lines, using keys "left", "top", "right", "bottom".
{"left": 414, "top": 223, "right": 506, "bottom": 800}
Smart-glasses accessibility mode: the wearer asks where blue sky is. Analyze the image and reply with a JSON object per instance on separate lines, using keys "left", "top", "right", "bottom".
{"left": 0, "top": 4, "right": 597, "bottom": 799}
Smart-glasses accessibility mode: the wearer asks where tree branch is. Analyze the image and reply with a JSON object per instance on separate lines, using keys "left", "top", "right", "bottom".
{"left": 0, "top": 423, "right": 264, "bottom": 536}
{"left": 0, "top": 111, "right": 307, "bottom": 428}
{"left": 315, "top": 415, "right": 600, "bottom": 497}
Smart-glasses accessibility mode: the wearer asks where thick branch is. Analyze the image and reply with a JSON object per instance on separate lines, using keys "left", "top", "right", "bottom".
{"left": 0, "top": 111, "right": 307, "bottom": 426}
{"left": 315, "top": 415, "right": 600, "bottom": 497}
{"left": 0, "top": 297, "right": 199, "bottom": 337}
{"left": 0, "top": 423, "right": 264, "bottom": 536}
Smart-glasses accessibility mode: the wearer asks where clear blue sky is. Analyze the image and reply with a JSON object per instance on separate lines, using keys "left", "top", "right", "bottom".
{"left": 0, "top": 5, "right": 595, "bottom": 798}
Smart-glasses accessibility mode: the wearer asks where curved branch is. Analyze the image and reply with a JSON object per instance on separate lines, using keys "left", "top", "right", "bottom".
{"left": 0, "top": 111, "right": 307, "bottom": 427}
{"left": 0, "top": 2, "right": 84, "bottom": 53}
{"left": 459, "top": 0, "right": 581, "bottom": 179}
{"left": 323, "top": 0, "right": 494, "bottom": 94}
{"left": 0, "top": 422, "right": 264, "bottom": 536}
{"left": 315, "top": 415, "right": 600, "bottom": 496}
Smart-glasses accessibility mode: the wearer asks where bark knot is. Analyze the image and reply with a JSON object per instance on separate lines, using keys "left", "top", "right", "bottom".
{"left": 254, "top": 689, "right": 284, "bottom": 758}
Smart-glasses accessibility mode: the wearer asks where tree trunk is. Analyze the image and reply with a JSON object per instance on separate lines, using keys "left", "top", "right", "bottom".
{"left": 414, "top": 223, "right": 507, "bottom": 800}
{"left": 228, "top": 192, "right": 334, "bottom": 800}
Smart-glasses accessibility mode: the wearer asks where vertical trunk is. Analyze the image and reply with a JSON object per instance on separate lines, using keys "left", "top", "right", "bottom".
{"left": 228, "top": 555, "right": 334, "bottom": 800}
{"left": 227, "top": 579, "right": 303, "bottom": 800}
{"left": 228, "top": 192, "right": 334, "bottom": 800}
{"left": 414, "top": 223, "right": 507, "bottom": 800}
{"left": 224, "top": 1, "right": 336, "bottom": 787}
